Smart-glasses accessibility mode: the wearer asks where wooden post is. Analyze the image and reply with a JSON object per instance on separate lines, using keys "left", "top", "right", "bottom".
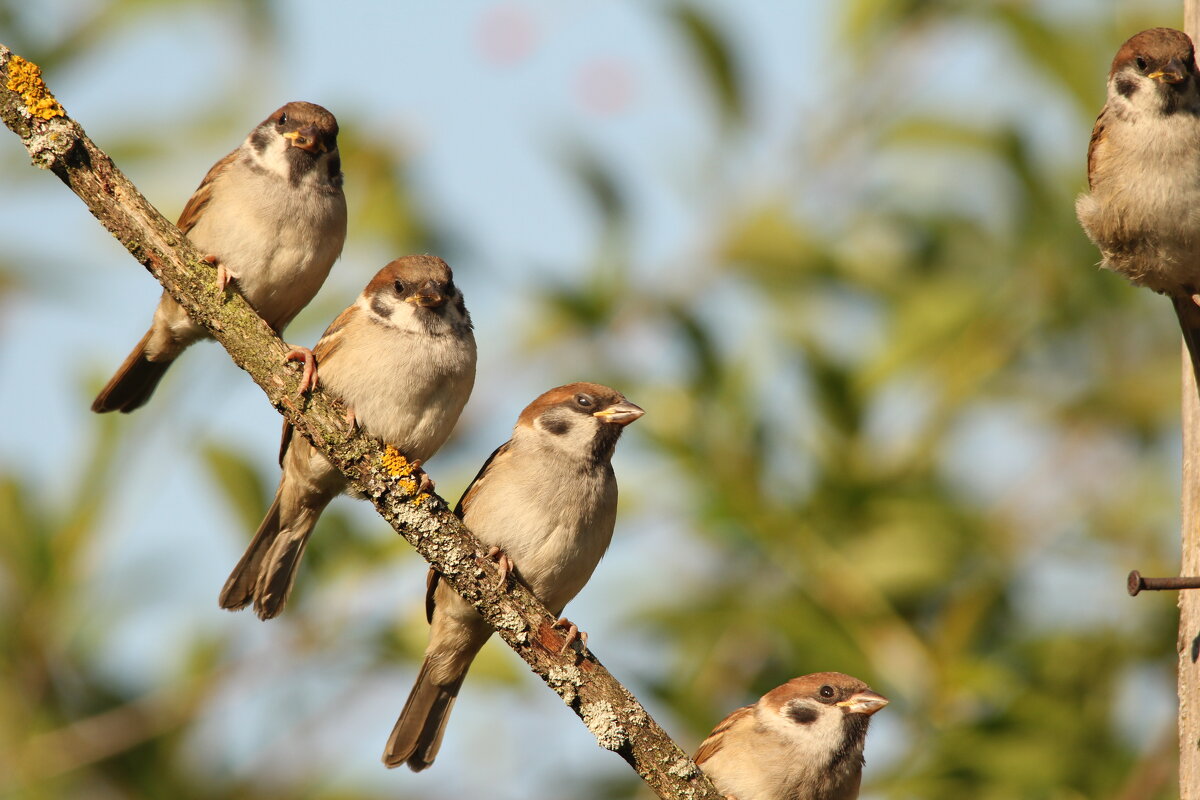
{"left": 1182, "top": 11, "right": 1200, "bottom": 800}
{"left": 1182, "top": 338, "right": 1200, "bottom": 797}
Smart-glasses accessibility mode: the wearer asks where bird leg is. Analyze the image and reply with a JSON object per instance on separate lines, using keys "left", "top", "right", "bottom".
{"left": 478, "top": 545, "right": 513, "bottom": 590}
{"left": 554, "top": 617, "right": 588, "bottom": 655}
{"left": 408, "top": 459, "right": 434, "bottom": 494}
{"left": 284, "top": 346, "right": 318, "bottom": 395}
{"left": 202, "top": 254, "right": 238, "bottom": 293}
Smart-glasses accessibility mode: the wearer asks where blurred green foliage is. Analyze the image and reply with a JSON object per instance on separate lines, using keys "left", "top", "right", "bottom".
{"left": 0, "top": 1, "right": 1193, "bottom": 799}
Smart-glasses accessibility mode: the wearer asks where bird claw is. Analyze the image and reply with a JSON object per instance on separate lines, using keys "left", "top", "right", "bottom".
{"left": 479, "top": 545, "right": 513, "bottom": 590}
{"left": 407, "top": 459, "right": 435, "bottom": 494}
{"left": 554, "top": 617, "right": 587, "bottom": 655}
{"left": 1191, "top": 292, "right": 1200, "bottom": 308}
{"left": 205, "top": 256, "right": 237, "bottom": 293}
{"left": 284, "top": 346, "right": 318, "bottom": 395}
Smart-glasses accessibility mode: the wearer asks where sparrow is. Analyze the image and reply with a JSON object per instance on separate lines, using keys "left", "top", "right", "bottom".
{"left": 381, "top": 382, "right": 644, "bottom": 771}
{"left": 92, "top": 101, "right": 348, "bottom": 413}
{"left": 1075, "top": 28, "right": 1200, "bottom": 382}
{"left": 693, "top": 672, "right": 888, "bottom": 800}
{"left": 218, "top": 255, "right": 476, "bottom": 620}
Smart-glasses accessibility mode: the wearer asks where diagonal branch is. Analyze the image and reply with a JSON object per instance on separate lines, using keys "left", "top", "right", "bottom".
{"left": 0, "top": 45, "right": 721, "bottom": 800}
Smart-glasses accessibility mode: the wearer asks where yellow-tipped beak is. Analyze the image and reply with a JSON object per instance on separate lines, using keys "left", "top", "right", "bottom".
{"left": 1149, "top": 60, "right": 1186, "bottom": 84}
{"left": 1148, "top": 70, "right": 1183, "bottom": 83}
{"left": 837, "top": 690, "right": 889, "bottom": 716}
{"left": 593, "top": 402, "right": 644, "bottom": 426}
{"left": 283, "top": 128, "right": 326, "bottom": 153}
{"left": 406, "top": 292, "right": 445, "bottom": 308}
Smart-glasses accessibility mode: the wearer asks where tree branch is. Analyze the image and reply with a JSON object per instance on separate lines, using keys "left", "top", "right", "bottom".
{"left": 0, "top": 45, "right": 721, "bottom": 800}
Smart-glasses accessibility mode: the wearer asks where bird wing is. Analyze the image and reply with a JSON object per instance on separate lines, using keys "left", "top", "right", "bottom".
{"left": 1086, "top": 108, "right": 1107, "bottom": 192}
{"left": 175, "top": 148, "right": 239, "bottom": 234}
{"left": 424, "top": 440, "right": 512, "bottom": 623}
{"left": 693, "top": 704, "right": 753, "bottom": 765}
{"left": 275, "top": 303, "right": 358, "bottom": 466}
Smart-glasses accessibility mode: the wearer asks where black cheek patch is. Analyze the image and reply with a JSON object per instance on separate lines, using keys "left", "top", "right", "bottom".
{"left": 249, "top": 127, "right": 272, "bottom": 153}
{"left": 1116, "top": 77, "right": 1138, "bottom": 98}
{"left": 785, "top": 704, "right": 820, "bottom": 725}
{"left": 371, "top": 295, "right": 393, "bottom": 319}
{"left": 541, "top": 416, "right": 571, "bottom": 435}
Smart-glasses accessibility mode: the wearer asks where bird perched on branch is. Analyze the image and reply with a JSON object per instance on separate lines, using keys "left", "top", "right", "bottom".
{"left": 219, "top": 255, "right": 476, "bottom": 620}
{"left": 93, "top": 101, "right": 347, "bottom": 413}
{"left": 1076, "top": 27, "right": 1200, "bottom": 384}
{"left": 382, "top": 382, "right": 644, "bottom": 771}
{"left": 694, "top": 672, "right": 888, "bottom": 800}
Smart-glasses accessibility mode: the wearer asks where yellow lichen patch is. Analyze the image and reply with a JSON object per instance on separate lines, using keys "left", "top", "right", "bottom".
{"left": 5, "top": 56, "right": 64, "bottom": 120}
{"left": 381, "top": 445, "right": 413, "bottom": 477}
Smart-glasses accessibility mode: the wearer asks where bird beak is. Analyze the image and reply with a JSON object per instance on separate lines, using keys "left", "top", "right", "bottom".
{"left": 283, "top": 126, "right": 326, "bottom": 153}
{"left": 407, "top": 280, "right": 446, "bottom": 308}
{"left": 593, "top": 401, "right": 644, "bottom": 426}
{"left": 837, "top": 690, "right": 888, "bottom": 716}
{"left": 1149, "top": 60, "right": 1186, "bottom": 84}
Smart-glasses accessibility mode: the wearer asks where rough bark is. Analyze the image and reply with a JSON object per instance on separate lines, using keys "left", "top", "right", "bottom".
{"left": 0, "top": 45, "right": 721, "bottom": 800}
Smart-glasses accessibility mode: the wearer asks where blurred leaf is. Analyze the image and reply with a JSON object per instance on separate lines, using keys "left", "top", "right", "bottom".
{"left": 201, "top": 443, "right": 269, "bottom": 532}
{"left": 668, "top": 4, "right": 745, "bottom": 128}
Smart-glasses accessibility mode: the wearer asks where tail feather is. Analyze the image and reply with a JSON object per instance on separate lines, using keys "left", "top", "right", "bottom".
{"left": 382, "top": 659, "right": 464, "bottom": 771}
{"left": 1173, "top": 294, "right": 1200, "bottom": 391}
{"left": 251, "top": 519, "right": 319, "bottom": 620}
{"left": 219, "top": 495, "right": 283, "bottom": 612}
{"left": 91, "top": 329, "right": 173, "bottom": 413}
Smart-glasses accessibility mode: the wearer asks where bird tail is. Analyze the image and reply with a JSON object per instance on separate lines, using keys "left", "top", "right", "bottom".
{"left": 91, "top": 328, "right": 173, "bottom": 413}
{"left": 382, "top": 657, "right": 465, "bottom": 771}
{"left": 219, "top": 493, "right": 284, "bottom": 613}
{"left": 1173, "top": 295, "right": 1200, "bottom": 392}
{"left": 249, "top": 509, "right": 321, "bottom": 620}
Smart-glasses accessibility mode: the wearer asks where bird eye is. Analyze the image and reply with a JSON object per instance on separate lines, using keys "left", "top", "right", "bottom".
{"left": 393, "top": 280, "right": 405, "bottom": 294}
{"left": 575, "top": 394, "right": 594, "bottom": 408}
{"left": 819, "top": 685, "right": 835, "bottom": 699}
{"left": 277, "top": 112, "right": 288, "bottom": 126}
{"left": 1135, "top": 56, "right": 1148, "bottom": 71}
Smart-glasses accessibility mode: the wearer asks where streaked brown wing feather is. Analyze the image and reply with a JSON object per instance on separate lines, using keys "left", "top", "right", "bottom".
{"left": 278, "top": 420, "right": 294, "bottom": 467}
{"left": 276, "top": 306, "right": 357, "bottom": 465}
{"left": 275, "top": 307, "right": 356, "bottom": 464}
{"left": 310, "top": 304, "right": 358, "bottom": 365}
{"left": 424, "top": 568, "right": 441, "bottom": 624}
{"left": 1086, "top": 109, "right": 1107, "bottom": 191}
{"left": 693, "top": 704, "right": 752, "bottom": 765}
{"left": 176, "top": 149, "right": 238, "bottom": 234}
{"left": 453, "top": 440, "right": 510, "bottom": 519}
{"left": 423, "top": 441, "right": 513, "bottom": 623}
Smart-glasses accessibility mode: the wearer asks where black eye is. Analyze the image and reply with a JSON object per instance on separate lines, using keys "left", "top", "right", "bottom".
{"left": 819, "top": 685, "right": 835, "bottom": 699}
{"left": 575, "top": 394, "right": 594, "bottom": 408}
{"left": 393, "top": 280, "right": 405, "bottom": 294}
{"left": 1135, "top": 57, "right": 1148, "bottom": 71}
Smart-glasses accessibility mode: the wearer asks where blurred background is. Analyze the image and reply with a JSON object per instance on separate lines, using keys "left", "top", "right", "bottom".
{"left": 0, "top": 0, "right": 1191, "bottom": 797}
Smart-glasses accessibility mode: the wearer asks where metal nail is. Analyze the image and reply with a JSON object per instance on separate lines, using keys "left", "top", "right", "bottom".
{"left": 1127, "top": 570, "right": 1200, "bottom": 596}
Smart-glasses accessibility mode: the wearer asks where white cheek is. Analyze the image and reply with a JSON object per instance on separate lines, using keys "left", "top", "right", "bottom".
{"left": 765, "top": 702, "right": 844, "bottom": 765}
{"left": 246, "top": 132, "right": 293, "bottom": 179}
